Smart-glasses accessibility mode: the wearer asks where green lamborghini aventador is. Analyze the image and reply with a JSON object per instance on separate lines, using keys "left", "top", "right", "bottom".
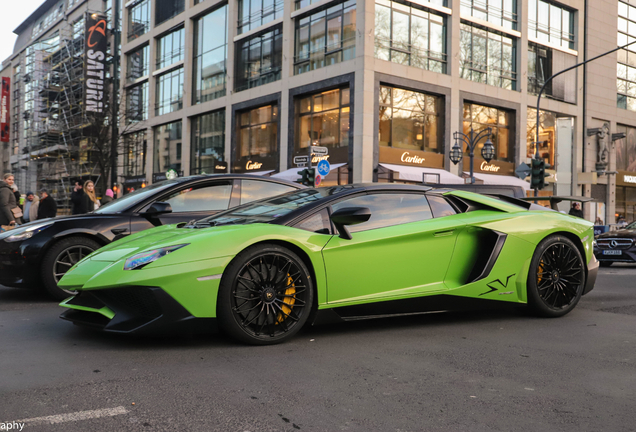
{"left": 58, "top": 184, "right": 598, "bottom": 345}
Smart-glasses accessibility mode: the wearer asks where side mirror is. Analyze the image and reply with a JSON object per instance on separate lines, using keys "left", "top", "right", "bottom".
{"left": 143, "top": 202, "right": 173, "bottom": 217}
{"left": 330, "top": 207, "right": 371, "bottom": 240}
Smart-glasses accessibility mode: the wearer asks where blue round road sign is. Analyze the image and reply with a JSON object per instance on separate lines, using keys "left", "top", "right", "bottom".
{"left": 317, "top": 160, "right": 331, "bottom": 176}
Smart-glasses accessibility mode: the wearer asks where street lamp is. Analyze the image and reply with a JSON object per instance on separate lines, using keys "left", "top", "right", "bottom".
{"left": 450, "top": 128, "right": 495, "bottom": 184}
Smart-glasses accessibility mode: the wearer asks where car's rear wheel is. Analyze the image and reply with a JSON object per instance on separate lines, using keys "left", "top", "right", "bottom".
{"left": 599, "top": 261, "right": 613, "bottom": 267}
{"left": 217, "top": 244, "right": 314, "bottom": 345}
{"left": 41, "top": 236, "right": 101, "bottom": 301}
{"left": 527, "top": 235, "right": 585, "bottom": 317}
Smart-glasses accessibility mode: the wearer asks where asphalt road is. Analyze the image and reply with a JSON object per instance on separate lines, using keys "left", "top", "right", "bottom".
{"left": 1, "top": 265, "right": 635, "bottom": 432}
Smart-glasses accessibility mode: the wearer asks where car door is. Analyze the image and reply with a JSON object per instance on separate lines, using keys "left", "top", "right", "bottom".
{"left": 130, "top": 180, "right": 237, "bottom": 233}
{"left": 321, "top": 192, "right": 465, "bottom": 304}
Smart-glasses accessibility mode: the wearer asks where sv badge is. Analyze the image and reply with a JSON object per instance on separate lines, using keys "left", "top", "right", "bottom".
{"left": 480, "top": 274, "right": 516, "bottom": 296}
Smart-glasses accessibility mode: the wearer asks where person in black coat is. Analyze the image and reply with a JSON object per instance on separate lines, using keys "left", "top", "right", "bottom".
{"left": 568, "top": 202, "right": 584, "bottom": 218}
{"left": 70, "top": 181, "right": 89, "bottom": 215}
{"left": 37, "top": 189, "right": 57, "bottom": 219}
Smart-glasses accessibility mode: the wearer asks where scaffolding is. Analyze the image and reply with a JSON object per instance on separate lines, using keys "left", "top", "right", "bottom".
{"left": 23, "top": 15, "right": 104, "bottom": 213}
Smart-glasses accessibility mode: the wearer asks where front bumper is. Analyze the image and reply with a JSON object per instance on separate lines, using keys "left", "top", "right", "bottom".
{"left": 594, "top": 247, "right": 636, "bottom": 263}
{"left": 0, "top": 241, "right": 40, "bottom": 288}
{"left": 60, "top": 287, "right": 218, "bottom": 335}
{"left": 583, "top": 254, "right": 599, "bottom": 295}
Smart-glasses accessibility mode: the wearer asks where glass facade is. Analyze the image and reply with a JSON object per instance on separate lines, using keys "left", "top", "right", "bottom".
{"left": 238, "top": 0, "right": 284, "bottom": 34}
{"left": 379, "top": 86, "right": 442, "bottom": 153}
{"left": 126, "top": 45, "right": 149, "bottom": 83}
{"left": 235, "top": 27, "right": 283, "bottom": 92}
{"left": 235, "top": 105, "right": 278, "bottom": 173}
{"left": 463, "top": 102, "right": 512, "bottom": 163}
{"left": 528, "top": 0, "right": 574, "bottom": 50}
{"left": 154, "top": 121, "right": 183, "bottom": 173}
{"left": 123, "top": 131, "right": 147, "bottom": 177}
{"left": 155, "top": 67, "right": 184, "bottom": 116}
{"left": 615, "top": 125, "right": 636, "bottom": 172}
{"left": 126, "top": 82, "right": 149, "bottom": 123}
{"left": 156, "top": 0, "right": 185, "bottom": 26}
{"left": 460, "top": 0, "right": 517, "bottom": 30}
{"left": 527, "top": 42, "right": 576, "bottom": 103}
{"left": 157, "top": 27, "right": 185, "bottom": 69}
{"left": 295, "top": 88, "right": 350, "bottom": 163}
{"left": 459, "top": 23, "right": 516, "bottom": 90}
{"left": 194, "top": 5, "right": 228, "bottom": 104}
{"left": 374, "top": 0, "right": 446, "bottom": 73}
{"left": 294, "top": 1, "right": 356, "bottom": 75}
{"left": 526, "top": 109, "right": 573, "bottom": 168}
{"left": 128, "top": 0, "right": 151, "bottom": 42}
{"left": 191, "top": 110, "right": 226, "bottom": 174}
{"left": 618, "top": 1, "right": 636, "bottom": 111}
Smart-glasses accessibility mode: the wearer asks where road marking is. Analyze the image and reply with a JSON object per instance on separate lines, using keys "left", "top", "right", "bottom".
{"left": 14, "top": 406, "right": 128, "bottom": 426}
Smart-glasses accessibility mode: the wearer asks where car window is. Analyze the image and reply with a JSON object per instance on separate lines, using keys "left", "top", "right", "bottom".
{"left": 163, "top": 183, "right": 233, "bottom": 212}
{"left": 427, "top": 195, "right": 457, "bottom": 218}
{"left": 331, "top": 193, "right": 432, "bottom": 233}
{"left": 240, "top": 180, "right": 297, "bottom": 205}
{"left": 293, "top": 209, "right": 332, "bottom": 234}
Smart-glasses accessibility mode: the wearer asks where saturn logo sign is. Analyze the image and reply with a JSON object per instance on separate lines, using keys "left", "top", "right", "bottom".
{"left": 87, "top": 19, "right": 106, "bottom": 48}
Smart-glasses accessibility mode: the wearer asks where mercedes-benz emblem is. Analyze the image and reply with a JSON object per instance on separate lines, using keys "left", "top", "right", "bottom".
{"left": 610, "top": 240, "right": 618, "bottom": 248}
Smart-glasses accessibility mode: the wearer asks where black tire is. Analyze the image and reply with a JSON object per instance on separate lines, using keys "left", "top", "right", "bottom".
{"left": 41, "top": 236, "right": 101, "bottom": 301}
{"left": 599, "top": 261, "right": 613, "bottom": 268}
{"left": 217, "top": 244, "right": 314, "bottom": 345}
{"left": 527, "top": 235, "right": 586, "bottom": 317}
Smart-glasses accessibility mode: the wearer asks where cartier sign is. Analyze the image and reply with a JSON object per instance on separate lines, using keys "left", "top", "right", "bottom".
{"left": 625, "top": 175, "right": 636, "bottom": 184}
{"left": 400, "top": 152, "right": 426, "bottom": 164}
{"left": 480, "top": 161, "right": 501, "bottom": 172}
{"left": 246, "top": 160, "right": 263, "bottom": 170}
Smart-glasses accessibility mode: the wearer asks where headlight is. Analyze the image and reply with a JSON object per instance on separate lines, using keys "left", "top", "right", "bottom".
{"left": 124, "top": 244, "right": 189, "bottom": 270}
{"left": 593, "top": 239, "right": 598, "bottom": 248}
{"left": 3, "top": 222, "right": 53, "bottom": 243}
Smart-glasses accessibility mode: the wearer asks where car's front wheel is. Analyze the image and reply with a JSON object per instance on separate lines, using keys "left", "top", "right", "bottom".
{"left": 217, "top": 244, "right": 314, "bottom": 345}
{"left": 527, "top": 235, "right": 586, "bottom": 317}
{"left": 41, "top": 236, "right": 101, "bottom": 301}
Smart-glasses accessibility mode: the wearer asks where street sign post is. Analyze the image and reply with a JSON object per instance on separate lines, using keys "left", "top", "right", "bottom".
{"left": 310, "top": 146, "right": 328, "bottom": 155}
{"left": 315, "top": 174, "right": 322, "bottom": 186}
{"left": 294, "top": 156, "right": 309, "bottom": 165}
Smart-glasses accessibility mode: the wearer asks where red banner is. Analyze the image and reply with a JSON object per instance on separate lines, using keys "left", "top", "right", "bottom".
{"left": 0, "top": 77, "right": 9, "bottom": 142}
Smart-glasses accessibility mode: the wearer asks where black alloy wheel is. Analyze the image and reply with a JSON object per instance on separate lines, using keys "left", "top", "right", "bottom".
{"left": 41, "top": 236, "right": 101, "bottom": 301}
{"left": 218, "top": 244, "right": 314, "bottom": 345}
{"left": 527, "top": 235, "right": 586, "bottom": 317}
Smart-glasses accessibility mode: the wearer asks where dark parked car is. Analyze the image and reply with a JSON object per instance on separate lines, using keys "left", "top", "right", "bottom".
{"left": 594, "top": 221, "right": 636, "bottom": 266}
{"left": 0, "top": 175, "right": 302, "bottom": 299}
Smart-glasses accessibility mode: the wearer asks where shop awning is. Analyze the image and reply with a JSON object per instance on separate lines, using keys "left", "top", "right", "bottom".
{"left": 466, "top": 172, "right": 531, "bottom": 191}
{"left": 272, "top": 163, "right": 347, "bottom": 182}
{"left": 379, "top": 163, "right": 464, "bottom": 184}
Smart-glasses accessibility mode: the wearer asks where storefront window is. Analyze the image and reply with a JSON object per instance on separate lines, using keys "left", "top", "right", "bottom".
{"left": 294, "top": 88, "right": 350, "bottom": 163}
{"left": 459, "top": 23, "right": 516, "bottom": 90}
{"left": 463, "top": 102, "right": 512, "bottom": 163}
{"left": 294, "top": 1, "right": 356, "bottom": 75}
{"left": 194, "top": 5, "right": 228, "bottom": 104}
{"left": 123, "top": 131, "right": 147, "bottom": 177}
{"left": 235, "top": 105, "right": 278, "bottom": 173}
{"left": 379, "top": 86, "right": 442, "bottom": 153}
{"left": 374, "top": 0, "right": 446, "bottom": 73}
{"left": 154, "top": 121, "right": 182, "bottom": 174}
{"left": 192, "top": 110, "right": 226, "bottom": 174}
{"left": 235, "top": 27, "right": 283, "bottom": 92}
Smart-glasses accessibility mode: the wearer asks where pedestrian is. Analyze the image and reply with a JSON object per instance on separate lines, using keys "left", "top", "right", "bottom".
{"left": 101, "top": 188, "right": 115, "bottom": 205}
{"left": 595, "top": 217, "right": 604, "bottom": 225}
{"left": 617, "top": 216, "right": 628, "bottom": 228}
{"left": 568, "top": 202, "right": 584, "bottom": 218}
{"left": 0, "top": 173, "right": 21, "bottom": 229}
{"left": 37, "top": 189, "right": 57, "bottom": 219}
{"left": 70, "top": 180, "right": 88, "bottom": 214}
{"left": 22, "top": 191, "right": 40, "bottom": 224}
{"left": 83, "top": 180, "right": 100, "bottom": 211}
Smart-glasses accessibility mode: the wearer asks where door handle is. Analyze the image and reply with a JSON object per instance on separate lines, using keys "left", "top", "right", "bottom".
{"left": 434, "top": 229, "right": 454, "bottom": 237}
{"left": 111, "top": 228, "right": 129, "bottom": 235}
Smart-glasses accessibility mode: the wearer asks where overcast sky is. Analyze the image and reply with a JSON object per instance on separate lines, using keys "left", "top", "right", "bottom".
{"left": 1, "top": 0, "right": 48, "bottom": 65}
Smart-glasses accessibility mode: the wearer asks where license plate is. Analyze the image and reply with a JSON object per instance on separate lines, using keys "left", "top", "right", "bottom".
{"left": 602, "top": 250, "right": 622, "bottom": 255}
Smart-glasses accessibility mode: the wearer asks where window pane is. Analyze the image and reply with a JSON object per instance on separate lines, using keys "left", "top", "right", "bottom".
{"left": 240, "top": 180, "right": 297, "bottom": 204}
{"left": 164, "top": 184, "right": 232, "bottom": 212}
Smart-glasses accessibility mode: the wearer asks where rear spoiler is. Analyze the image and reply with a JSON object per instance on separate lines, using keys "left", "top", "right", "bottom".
{"left": 519, "top": 196, "right": 597, "bottom": 211}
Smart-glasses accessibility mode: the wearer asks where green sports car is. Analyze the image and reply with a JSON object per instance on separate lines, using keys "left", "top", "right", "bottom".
{"left": 58, "top": 184, "right": 599, "bottom": 345}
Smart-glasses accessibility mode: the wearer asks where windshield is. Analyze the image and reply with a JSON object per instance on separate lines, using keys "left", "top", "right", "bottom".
{"left": 624, "top": 221, "right": 636, "bottom": 230}
{"left": 94, "top": 180, "right": 181, "bottom": 213}
{"left": 196, "top": 188, "right": 336, "bottom": 227}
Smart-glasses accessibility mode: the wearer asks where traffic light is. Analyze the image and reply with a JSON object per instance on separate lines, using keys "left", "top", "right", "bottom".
{"left": 307, "top": 168, "right": 315, "bottom": 187}
{"left": 297, "top": 168, "right": 308, "bottom": 185}
{"left": 530, "top": 158, "right": 546, "bottom": 190}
